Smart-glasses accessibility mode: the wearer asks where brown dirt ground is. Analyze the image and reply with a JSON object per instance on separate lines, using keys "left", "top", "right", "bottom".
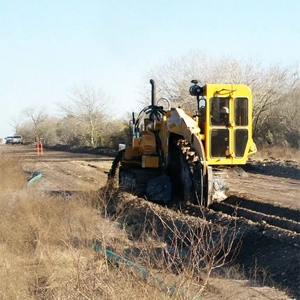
{"left": 1, "top": 144, "right": 299, "bottom": 299}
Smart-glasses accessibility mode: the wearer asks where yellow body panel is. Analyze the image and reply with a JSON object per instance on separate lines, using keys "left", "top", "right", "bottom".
{"left": 139, "top": 133, "right": 156, "bottom": 155}
{"left": 142, "top": 156, "right": 160, "bottom": 168}
{"left": 132, "top": 138, "right": 140, "bottom": 151}
{"left": 124, "top": 145, "right": 139, "bottom": 160}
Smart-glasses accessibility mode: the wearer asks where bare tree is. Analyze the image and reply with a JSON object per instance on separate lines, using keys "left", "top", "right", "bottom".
{"left": 259, "top": 79, "right": 300, "bottom": 147}
{"left": 9, "top": 115, "right": 24, "bottom": 135}
{"left": 250, "top": 65, "right": 299, "bottom": 136}
{"left": 59, "top": 84, "right": 111, "bottom": 147}
{"left": 22, "top": 107, "right": 48, "bottom": 141}
{"left": 145, "top": 51, "right": 299, "bottom": 146}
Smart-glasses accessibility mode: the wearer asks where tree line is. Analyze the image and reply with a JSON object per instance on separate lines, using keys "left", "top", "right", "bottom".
{"left": 13, "top": 53, "right": 299, "bottom": 149}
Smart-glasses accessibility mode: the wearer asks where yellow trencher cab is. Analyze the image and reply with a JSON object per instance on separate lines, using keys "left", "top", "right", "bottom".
{"left": 192, "top": 82, "right": 257, "bottom": 166}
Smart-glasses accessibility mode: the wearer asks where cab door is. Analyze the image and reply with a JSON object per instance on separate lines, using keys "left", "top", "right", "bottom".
{"left": 209, "top": 95, "right": 230, "bottom": 160}
{"left": 205, "top": 84, "right": 253, "bottom": 165}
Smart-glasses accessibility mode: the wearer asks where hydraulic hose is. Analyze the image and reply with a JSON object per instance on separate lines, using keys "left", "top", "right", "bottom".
{"left": 93, "top": 242, "right": 200, "bottom": 299}
{"left": 25, "top": 170, "right": 42, "bottom": 185}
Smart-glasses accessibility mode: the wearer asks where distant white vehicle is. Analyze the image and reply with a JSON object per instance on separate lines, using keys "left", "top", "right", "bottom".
{"left": 4, "top": 135, "right": 23, "bottom": 145}
{"left": 12, "top": 135, "right": 23, "bottom": 145}
{"left": 4, "top": 136, "right": 13, "bottom": 144}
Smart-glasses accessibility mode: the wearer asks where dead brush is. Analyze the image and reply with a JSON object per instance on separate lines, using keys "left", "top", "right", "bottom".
{"left": 0, "top": 153, "right": 26, "bottom": 191}
{"left": 252, "top": 144, "right": 300, "bottom": 162}
{"left": 0, "top": 156, "right": 174, "bottom": 299}
{"left": 0, "top": 188, "right": 114, "bottom": 298}
{"left": 151, "top": 211, "right": 242, "bottom": 297}
{"left": 109, "top": 202, "right": 244, "bottom": 299}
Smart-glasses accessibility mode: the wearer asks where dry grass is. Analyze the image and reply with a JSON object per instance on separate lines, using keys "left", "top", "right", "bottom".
{"left": 0, "top": 153, "right": 291, "bottom": 299}
{"left": 0, "top": 155, "right": 206, "bottom": 299}
{"left": 0, "top": 191, "right": 181, "bottom": 299}
{"left": 0, "top": 154, "right": 26, "bottom": 191}
{"left": 252, "top": 144, "right": 300, "bottom": 162}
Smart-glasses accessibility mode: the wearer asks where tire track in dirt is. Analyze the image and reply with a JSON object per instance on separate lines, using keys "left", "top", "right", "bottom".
{"left": 212, "top": 198, "right": 300, "bottom": 234}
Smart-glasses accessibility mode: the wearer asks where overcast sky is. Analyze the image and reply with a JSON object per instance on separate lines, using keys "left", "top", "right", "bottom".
{"left": 0, "top": 0, "right": 299, "bottom": 137}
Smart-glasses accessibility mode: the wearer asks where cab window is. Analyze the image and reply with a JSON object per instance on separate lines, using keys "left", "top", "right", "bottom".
{"left": 210, "top": 97, "right": 230, "bottom": 126}
{"left": 235, "top": 97, "right": 248, "bottom": 126}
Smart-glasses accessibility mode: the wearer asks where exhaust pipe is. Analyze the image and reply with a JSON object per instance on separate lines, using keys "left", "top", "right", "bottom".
{"left": 150, "top": 79, "right": 156, "bottom": 106}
